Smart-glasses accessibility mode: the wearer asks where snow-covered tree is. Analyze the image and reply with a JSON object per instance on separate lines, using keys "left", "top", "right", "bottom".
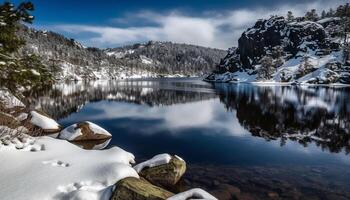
{"left": 305, "top": 9, "right": 319, "bottom": 21}
{"left": 287, "top": 11, "right": 295, "bottom": 22}
{"left": 257, "top": 55, "right": 274, "bottom": 80}
{"left": 0, "top": 1, "right": 52, "bottom": 91}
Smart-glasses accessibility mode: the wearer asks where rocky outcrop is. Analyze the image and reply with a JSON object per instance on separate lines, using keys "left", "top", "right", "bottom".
{"left": 138, "top": 156, "right": 186, "bottom": 188}
{"left": 111, "top": 177, "right": 174, "bottom": 200}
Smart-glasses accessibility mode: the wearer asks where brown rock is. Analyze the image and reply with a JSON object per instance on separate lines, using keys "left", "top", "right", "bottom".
{"left": 139, "top": 156, "right": 186, "bottom": 188}
{"left": 111, "top": 177, "right": 174, "bottom": 200}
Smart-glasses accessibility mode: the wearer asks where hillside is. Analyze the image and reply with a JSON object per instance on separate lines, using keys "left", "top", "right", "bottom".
{"left": 205, "top": 5, "right": 350, "bottom": 84}
{"left": 18, "top": 26, "right": 226, "bottom": 81}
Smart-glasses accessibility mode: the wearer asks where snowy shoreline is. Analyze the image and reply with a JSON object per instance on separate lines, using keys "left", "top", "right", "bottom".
{"left": 204, "top": 78, "right": 350, "bottom": 87}
{"left": 0, "top": 88, "right": 217, "bottom": 200}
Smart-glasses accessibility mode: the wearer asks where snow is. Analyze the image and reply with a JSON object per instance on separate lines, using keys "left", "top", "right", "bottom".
{"left": 30, "top": 111, "right": 60, "bottom": 130}
{"left": 167, "top": 188, "right": 218, "bottom": 200}
{"left": 16, "top": 113, "right": 28, "bottom": 121}
{"left": 30, "top": 69, "right": 40, "bottom": 76}
{"left": 87, "top": 122, "right": 111, "bottom": 136}
{"left": 317, "top": 17, "right": 341, "bottom": 24}
{"left": 134, "top": 153, "right": 172, "bottom": 173}
{"left": 0, "top": 136, "right": 138, "bottom": 200}
{"left": 59, "top": 121, "right": 111, "bottom": 141}
{"left": 0, "top": 89, "right": 25, "bottom": 108}
{"left": 140, "top": 55, "right": 153, "bottom": 64}
{"left": 59, "top": 124, "right": 82, "bottom": 141}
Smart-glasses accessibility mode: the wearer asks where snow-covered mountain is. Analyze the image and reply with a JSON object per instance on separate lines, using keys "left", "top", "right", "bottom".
{"left": 105, "top": 41, "right": 226, "bottom": 77}
{"left": 205, "top": 15, "right": 350, "bottom": 84}
{"left": 18, "top": 26, "right": 226, "bottom": 81}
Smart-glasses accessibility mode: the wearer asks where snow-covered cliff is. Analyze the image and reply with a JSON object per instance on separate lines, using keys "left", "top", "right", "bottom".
{"left": 205, "top": 16, "right": 350, "bottom": 84}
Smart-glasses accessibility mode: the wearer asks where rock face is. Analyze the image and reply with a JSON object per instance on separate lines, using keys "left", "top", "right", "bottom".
{"left": 59, "top": 121, "right": 112, "bottom": 141}
{"left": 138, "top": 156, "right": 186, "bottom": 188}
{"left": 111, "top": 177, "right": 174, "bottom": 200}
{"left": 207, "top": 16, "right": 349, "bottom": 84}
{"left": 238, "top": 17, "right": 327, "bottom": 69}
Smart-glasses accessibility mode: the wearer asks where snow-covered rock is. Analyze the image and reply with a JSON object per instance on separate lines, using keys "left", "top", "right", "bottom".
{"left": 135, "top": 154, "right": 186, "bottom": 188}
{"left": 167, "top": 188, "right": 217, "bottom": 200}
{"left": 28, "top": 110, "right": 61, "bottom": 132}
{"left": 59, "top": 121, "right": 112, "bottom": 141}
{"left": 0, "top": 89, "right": 25, "bottom": 109}
{"left": 134, "top": 154, "right": 172, "bottom": 173}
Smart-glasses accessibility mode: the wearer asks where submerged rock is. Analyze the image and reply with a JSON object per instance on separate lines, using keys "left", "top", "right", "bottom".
{"left": 59, "top": 121, "right": 112, "bottom": 141}
{"left": 111, "top": 177, "right": 174, "bottom": 200}
{"left": 136, "top": 155, "right": 186, "bottom": 188}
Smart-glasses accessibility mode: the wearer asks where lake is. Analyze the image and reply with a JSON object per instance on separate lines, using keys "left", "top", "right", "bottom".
{"left": 30, "top": 78, "right": 350, "bottom": 200}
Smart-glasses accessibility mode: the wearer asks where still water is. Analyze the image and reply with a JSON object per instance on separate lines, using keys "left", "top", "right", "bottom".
{"left": 32, "top": 78, "right": 350, "bottom": 199}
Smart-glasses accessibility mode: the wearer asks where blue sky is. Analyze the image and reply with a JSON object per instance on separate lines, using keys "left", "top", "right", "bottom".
{"left": 9, "top": 0, "right": 348, "bottom": 49}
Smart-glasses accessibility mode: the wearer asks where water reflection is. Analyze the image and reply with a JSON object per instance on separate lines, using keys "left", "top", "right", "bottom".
{"left": 72, "top": 139, "right": 111, "bottom": 150}
{"left": 214, "top": 83, "right": 350, "bottom": 154}
{"left": 29, "top": 79, "right": 350, "bottom": 199}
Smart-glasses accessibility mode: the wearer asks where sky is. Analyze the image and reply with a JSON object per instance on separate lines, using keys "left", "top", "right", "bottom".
{"left": 9, "top": 0, "right": 348, "bottom": 49}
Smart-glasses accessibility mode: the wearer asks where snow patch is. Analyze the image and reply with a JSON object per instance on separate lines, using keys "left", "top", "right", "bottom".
{"left": 30, "top": 111, "right": 60, "bottom": 130}
{"left": 134, "top": 153, "right": 172, "bottom": 173}
{"left": 167, "top": 188, "right": 218, "bottom": 200}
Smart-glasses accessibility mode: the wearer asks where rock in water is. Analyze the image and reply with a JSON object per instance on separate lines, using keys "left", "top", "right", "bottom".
{"left": 111, "top": 177, "right": 174, "bottom": 200}
{"left": 59, "top": 121, "right": 112, "bottom": 141}
{"left": 138, "top": 156, "right": 186, "bottom": 188}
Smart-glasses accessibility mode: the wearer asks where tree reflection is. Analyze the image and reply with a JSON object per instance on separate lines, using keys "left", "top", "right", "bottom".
{"left": 214, "top": 83, "right": 350, "bottom": 154}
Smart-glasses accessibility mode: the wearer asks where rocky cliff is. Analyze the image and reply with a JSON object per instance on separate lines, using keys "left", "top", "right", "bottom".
{"left": 205, "top": 15, "right": 350, "bottom": 84}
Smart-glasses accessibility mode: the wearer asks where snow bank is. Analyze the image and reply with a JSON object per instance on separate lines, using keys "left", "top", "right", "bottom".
{"left": 134, "top": 153, "right": 172, "bottom": 173}
{"left": 30, "top": 111, "right": 60, "bottom": 130}
{"left": 0, "top": 136, "right": 138, "bottom": 200}
{"left": 167, "top": 188, "right": 218, "bottom": 200}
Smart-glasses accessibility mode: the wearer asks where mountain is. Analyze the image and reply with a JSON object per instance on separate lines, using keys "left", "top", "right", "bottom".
{"left": 205, "top": 7, "right": 350, "bottom": 84}
{"left": 18, "top": 26, "right": 226, "bottom": 81}
{"left": 106, "top": 41, "right": 226, "bottom": 77}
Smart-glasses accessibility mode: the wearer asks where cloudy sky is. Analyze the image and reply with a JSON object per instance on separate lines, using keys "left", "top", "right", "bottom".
{"left": 14, "top": 0, "right": 348, "bottom": 49}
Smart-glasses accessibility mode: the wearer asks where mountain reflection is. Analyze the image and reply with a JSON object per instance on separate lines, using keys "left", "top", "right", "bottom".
{"left": 29, "top": 79, "right": 217, "bottom": 119}
{"left": 214, "top": 83, "right": 350, "bottom": 154}
{"left": 30, "top": 79, "right": 350, "bottom": 155}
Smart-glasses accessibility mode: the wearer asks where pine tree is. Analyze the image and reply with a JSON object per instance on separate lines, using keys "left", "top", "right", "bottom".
{"left": 287, "top": 11, "right": 294, "bottom": 22}
{"left": 321, "top": 10, "right": 327, "bottom": 19}
{"left": 0, "top": 1, "right": 52, "bottom": 91}
{"left": 305, "top": 9, "right": 319, "bottom": 21}
{"left": 258, "top": 55, "right": 274, "bottom": 80}
{"left": 0, "top": 2, "right": 34, "bottom": 54}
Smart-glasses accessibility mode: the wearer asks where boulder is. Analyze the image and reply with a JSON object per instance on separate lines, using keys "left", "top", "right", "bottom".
{"left": 111, "top": 177, "right": 174, "bottom": 200}
{"left": 23, "top": 110, "right": 61, "bottom": 136}
{"left": 136, "top": 155, "right": 186, "bottom": 188}
{"left": 59, "top": 121, "right": 112, "bottom": 141}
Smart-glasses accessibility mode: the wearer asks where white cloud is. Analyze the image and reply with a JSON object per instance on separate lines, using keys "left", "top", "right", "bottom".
{"left": 50, "top": 0, "right": 347, "bottom": 49}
